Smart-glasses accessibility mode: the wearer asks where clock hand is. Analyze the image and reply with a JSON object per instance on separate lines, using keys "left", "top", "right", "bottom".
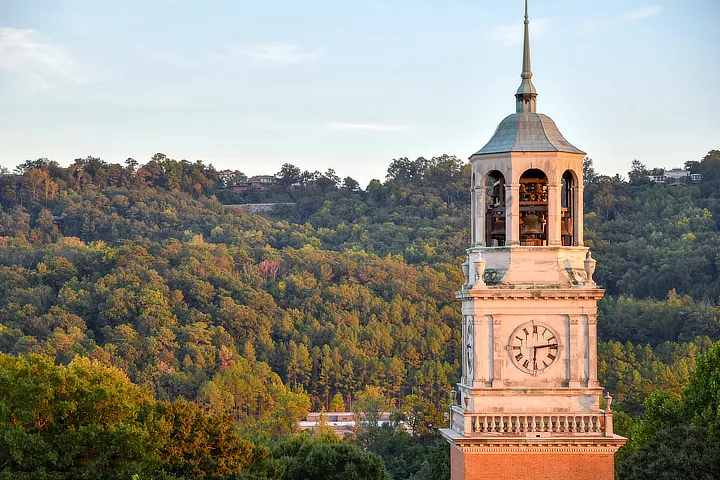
{"left": 533, "top": 344, "right": 558, "bottom": 349}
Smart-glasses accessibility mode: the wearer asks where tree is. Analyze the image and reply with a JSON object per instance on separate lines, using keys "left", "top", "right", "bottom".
{"left": 342, "top": 177, "right": 360, "bottom": 192}
{"left": 399, "top": 394, "right": 442, "bottom": 437}
{"left": 277, "top": 164, "right": 301, "bottom": 187}
{"left": 145, "top": 398, "right": 258, "bottom": 478}
{"left": 618, "top": 424, "right": 720, "bottom": 480}
{"left": 352, "top": 386, "right": 388, "bottom": 429}
{"left": 329, "top": 392, "right": 345, "bottom": 412}
{"left": 0, "top": 354, "right": 153, "bottom": 479}
{"left": 683, "top": 340, "right": 720, "bottom": 442}
{"left": 272, "top": 433, "right": 391, "bottom": 480}
{"left": 583, "top": 157, "right": 598, "bottom": 185}
{"left": 628, "top": 159, "right": 649, "bottom": 183}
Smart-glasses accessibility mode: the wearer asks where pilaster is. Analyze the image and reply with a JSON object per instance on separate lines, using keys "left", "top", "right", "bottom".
{"left": 575, "top": 185, "right": 584, "bottom": 246}
{"left": 473, "top": 315, "right": 489, "bottom": 388}
{"left": 547, "top": 182, "right": 560, "bottom": 246}
{"left": 491, "top": 316, "right": 504, "bottom": 387}
{"left": 588, "top": 315, "right": 599, "bottom": 387}
{"left": 568, "top": 315, "right": 581, "bottom": 388}
{"left": 506, "top": 184, "right": 520, "bottom": 246}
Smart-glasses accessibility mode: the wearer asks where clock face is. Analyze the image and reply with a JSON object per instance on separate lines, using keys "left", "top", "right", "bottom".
{"left": 465, "top": 319, "right": 474, "bottom": 379}
{"left": 508, "top": 321, "right": 559, "bottom": 375}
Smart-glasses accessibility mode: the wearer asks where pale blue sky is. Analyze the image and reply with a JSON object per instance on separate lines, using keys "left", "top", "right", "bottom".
{"left": 1, "top": 0, "right": 718, "bottom": 186}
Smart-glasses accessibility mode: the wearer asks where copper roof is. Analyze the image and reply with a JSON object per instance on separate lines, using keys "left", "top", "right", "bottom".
{"left": 473, "top": 112, "right": 585, "bottom": 156}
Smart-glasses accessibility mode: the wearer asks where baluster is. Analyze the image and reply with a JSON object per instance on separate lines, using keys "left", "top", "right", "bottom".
{"left": 570, "top": 416, "right": 577, "bottom": 432}
{"left": 530, "top": 416, "right": 536, "bottom": 432}
{"left": 522, "top": 416, "right": 529, "bottom": 432}
{"left": 550, "top": 416, "right": 556, "bottom": 432}
{"left": 482, "top": 416, "right": 488, "bottom": 433}
{"left": 579, "top": 416, "right": 586, "bottom": 432}
{"left": 514, "top": 416, "right": 521, "bottom": 433}
{"left": 499, "top": 416, "right": 505, "bottom": 432}
{"left": 539, "top": 416, "right": 546, "bottom": 432}
{"left": 471, "top": 416, "right": 477, "bottom": 432}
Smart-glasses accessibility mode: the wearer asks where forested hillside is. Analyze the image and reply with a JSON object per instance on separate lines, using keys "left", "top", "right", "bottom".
{"left": 0, "top": 150, "right": 718, "bottom": 479}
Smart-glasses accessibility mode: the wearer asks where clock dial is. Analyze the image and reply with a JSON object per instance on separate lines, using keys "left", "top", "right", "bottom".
{"left": 508, "top": 321, "right": 559, "bottom": 374}
{"left": 465, "top": 319, "right": 474, "bottom": 379}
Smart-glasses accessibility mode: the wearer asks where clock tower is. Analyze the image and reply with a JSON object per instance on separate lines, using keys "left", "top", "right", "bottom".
{"left": 439, "top": 2, "right": 626, "bottom": 479}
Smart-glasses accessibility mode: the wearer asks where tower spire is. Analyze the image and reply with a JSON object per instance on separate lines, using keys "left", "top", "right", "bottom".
{"left": 516, "top": 0, "right": 537, "bottom": 113}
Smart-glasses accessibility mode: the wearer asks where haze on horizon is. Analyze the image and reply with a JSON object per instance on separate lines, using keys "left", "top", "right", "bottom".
{"left": 0, "top": 0, "right": 718, "bottom": 187}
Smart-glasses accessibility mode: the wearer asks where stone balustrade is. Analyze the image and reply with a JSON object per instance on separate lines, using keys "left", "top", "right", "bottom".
{"left": 450, "top": 407, "right": 614, "bottom": 437}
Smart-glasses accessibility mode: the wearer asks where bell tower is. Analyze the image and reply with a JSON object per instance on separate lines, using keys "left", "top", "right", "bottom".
{"left": 440, "top": 2, "right": 626, "bottom": 479}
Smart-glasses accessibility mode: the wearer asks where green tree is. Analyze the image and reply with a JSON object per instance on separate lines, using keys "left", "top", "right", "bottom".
{"left": 272, "top": 433, "right": 391, "bottom": 480}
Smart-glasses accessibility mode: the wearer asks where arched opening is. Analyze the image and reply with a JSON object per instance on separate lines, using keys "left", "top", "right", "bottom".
{"left": 485, "top": 171, "right": 506, "bottom": 246}
{"left": 561, "top": 170, "right": 576, "bottom": 246}
{"left": 519, "top": 169, "right": 548, "bottom": 246}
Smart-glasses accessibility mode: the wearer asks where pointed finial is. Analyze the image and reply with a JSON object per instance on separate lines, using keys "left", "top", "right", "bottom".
{"left": 516, "top": 0, "right": 537, "bottom": 113}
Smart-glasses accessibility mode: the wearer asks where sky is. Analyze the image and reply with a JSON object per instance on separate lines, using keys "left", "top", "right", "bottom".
{"left": 0, "top": 0, "right": 718, "bottom": 186}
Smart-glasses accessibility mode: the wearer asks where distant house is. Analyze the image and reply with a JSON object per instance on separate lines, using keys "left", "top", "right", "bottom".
{"left": 227, "top": 175, "right": 279, "bottom": 192}
{"left": 298, "top": 411, "right": 405, "bottom": 437}
{"left": 248, "top": 175, "right": 277, "bottom": 190}
{"left": 647, "top": 174, "right": 666, "bottom": 183}
{"left": 299, "top": 412, "right": 356, "bottom": 438}
{"left": 647, "top": 168, "right": 701, "bottom": 185}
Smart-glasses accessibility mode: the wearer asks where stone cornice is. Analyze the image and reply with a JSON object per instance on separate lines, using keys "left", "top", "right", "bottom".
{"left": 440, "top": 429, "right": 626, "bottom": 453}
{"left": 457, "top": 288, "right": 605, "bottom": 301}
{"left": 457, "top": 386, "right": 605, "bottom": 397}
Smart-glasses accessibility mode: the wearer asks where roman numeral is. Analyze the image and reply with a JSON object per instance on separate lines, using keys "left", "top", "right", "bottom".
{"left": 523, "top": 328, "right": 530, "bottom": 336}
{"left": 532, "top": 325, "right": 538, "bottom": 334}
{"left": 515, "top": 353, "right": 523, "bottom": 361}
{"left": 547, "top": 353, "right": 556, "bottom": 360}
{"left": 523, "top": 360, "right": 530, "bottom": 368}
{"left": 516, "top": 336, "right": 523, "bottom": 342}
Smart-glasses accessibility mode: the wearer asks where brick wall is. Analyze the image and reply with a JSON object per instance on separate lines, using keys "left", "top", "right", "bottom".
{"left": 455, "top": 450, "right": 615, "bottom": 480}
{"left": 451, "top": 444, "right": 465, "bottom": 479}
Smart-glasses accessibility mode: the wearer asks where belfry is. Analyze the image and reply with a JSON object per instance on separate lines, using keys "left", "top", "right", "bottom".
{"left": 439, "top": 2, "right": 627, "bottom": 479}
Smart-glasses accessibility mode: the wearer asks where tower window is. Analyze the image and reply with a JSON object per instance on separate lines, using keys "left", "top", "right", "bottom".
{"left": 519, "top": 169, "right": 548, "bottom": 246}
{"left": 485, "top": 171, "right": 506, "bottom": 246}
{"left": 561, "top": 171, "right": 575, "bottom": 246}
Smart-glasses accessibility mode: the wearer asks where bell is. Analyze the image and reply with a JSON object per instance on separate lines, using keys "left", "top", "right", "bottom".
{"left": 521, "top": 213, "right": 543, "bottom": 235}
{"left": 490, "top": 219, "right": 506, "bottom": 237}
{"left": 561, "top": 216, "right": 573, "bottom": 237}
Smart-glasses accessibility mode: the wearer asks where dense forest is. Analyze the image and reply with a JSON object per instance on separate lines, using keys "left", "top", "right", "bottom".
{"left": 0, "top": 149, "right": 718, "bottom": 479}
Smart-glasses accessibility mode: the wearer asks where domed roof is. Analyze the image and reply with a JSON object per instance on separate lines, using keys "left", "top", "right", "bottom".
{"left": 473, "top": 112, "right": 585, "bottom": 156}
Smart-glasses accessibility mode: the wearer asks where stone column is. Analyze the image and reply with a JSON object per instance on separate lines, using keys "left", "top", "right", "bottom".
{"left": 575, "top": 185, "right": 584, "bottom": 246}
{"left": 476, "top": 186, "right": 485, "bottom": 246}
{"left": 547, "top": 182, "right": 561, "bottom": 246}
{"left": 470, "top": 187, "right": 476, "bottom": 246}
{"left": 506, "top": 183, "right": 520, "bottom": 246}
{"left": 588, "top": 315, "right": 599, "bottom": 387}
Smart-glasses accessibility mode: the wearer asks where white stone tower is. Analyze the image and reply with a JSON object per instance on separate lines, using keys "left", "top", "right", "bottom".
{"left": 440, "top": 2, "right": 626, "bottom": 479}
